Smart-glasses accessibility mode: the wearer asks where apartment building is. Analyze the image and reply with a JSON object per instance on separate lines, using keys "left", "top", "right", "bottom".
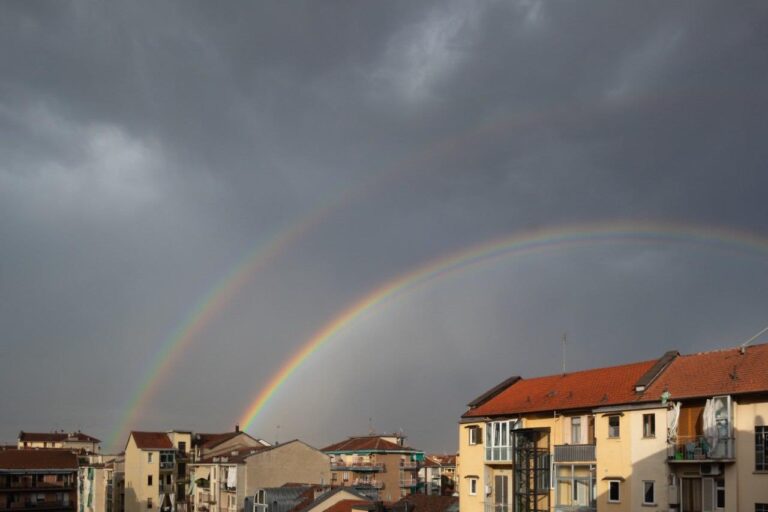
{"left": 0, "top": 449, "right": 78, "bottom": 512}
{"left": 322, "top": 435, "right": 425, "bottom": 501}
{"left": 423, "top": 455, "right": 457, "bottom": 496}
{"left": 18, "top": 432, "right": 101, "bottom": 455}
{"left": 78, "top": 454, "right": 125, "bottom": 512}
{"left": 458, "top": 343, "right": 768, "bottom": 512}
{"left": 124, "top": 431, "right": 192, "bottom": 512}
{"left": 190, "top": 439, "right": 330, "bottom": 512}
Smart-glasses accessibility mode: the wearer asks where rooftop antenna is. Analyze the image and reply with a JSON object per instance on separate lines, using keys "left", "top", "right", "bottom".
{"left": 562, "top": 332, "right": 567, "bottom": 374}
{"left": 739, "top": 324, "right": 768, "bottom": 353}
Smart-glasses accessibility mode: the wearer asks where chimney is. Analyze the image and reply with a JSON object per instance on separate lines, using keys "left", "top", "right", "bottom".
{"left": 235, "top": 424, "right": 240, "bottom": 433}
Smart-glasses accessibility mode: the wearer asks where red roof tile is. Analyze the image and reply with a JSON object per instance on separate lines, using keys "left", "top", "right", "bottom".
{"left": 0, "top": 449, "right": 78, "bottom": 470}
{"left": 641, "top": 343, "right": 768, "bottom": 400}
{"left": 322, "top": 500, "right": 372, "bottom": 512}
{"left": 131, "top": 432, "right": 173, "bottom": 450}
{"left": 464, "top": 359, "right": 657, "bottom": 417}
{"left": 322, "top": 436, "right": 416, "bottom": 453}
{"left": 393, "top": 495, "right": 458, "bottom": 512}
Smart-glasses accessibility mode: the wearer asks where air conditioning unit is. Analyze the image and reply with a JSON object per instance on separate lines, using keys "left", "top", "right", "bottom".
{"left": 700, "top": 463, "right": 720, "bottom": 476}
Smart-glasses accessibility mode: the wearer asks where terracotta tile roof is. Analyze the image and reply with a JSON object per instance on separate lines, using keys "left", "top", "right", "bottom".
{"left": 322, "top": 436, "right": 416, "bottom": 453}
{"left": 641, "top": 343, "right": 768, "bottom": 401}
{"left": 19, "top": 431, "right": 100, "bottom": 443}
{"left": 324, "top": 500, "right": 373, "bottom": 512}
{"left": 427, "top": 454, "right": 456, "bottom": 467}
{"left": 463, "top": 359, "right": 657, "bottom": 417}
{"left": 131, "top": 431, "right": 173, "bottom": 450}
{"left": 0, "top": 449, "right": 78, "bottom": 470}
{"left": 197, "top": 446, "right": 267, "bottom": 464}
{"left": 391, "top": 495, "right": 458, "bottom": 512}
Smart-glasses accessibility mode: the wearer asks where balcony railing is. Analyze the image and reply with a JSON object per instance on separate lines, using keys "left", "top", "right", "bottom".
{"left": 160, "top": 461, "right": 174, "bottom": 470}
{"left": 483, "top": 503, "right": 511, "bottom": 512}
{"left": 399, "top": 479, "right": 422, "bottom": 488}
{"left": 330, "top": 462, "right": 384, "bottom": 472}
{"left": 667, "top": 435, "right": 734, "bottom": 461}
{"left": 352, "top": 480, "right": 384, "bottom": 489}
{"left": 554, "top": 444, "right": 596, "bottom": 463}
{"left": 399, "top": 461, "right": 422, "bottom": 470}
{"left": 0, "top": 502, "right": 75, "bottom": 512}
{"left": 0, "top": 483, "right": 75, "bottom": 492}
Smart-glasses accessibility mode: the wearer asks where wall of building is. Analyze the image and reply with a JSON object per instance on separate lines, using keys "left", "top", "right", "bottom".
{"left": 243, "top": 442, "right": 329, "bottom": 497}
{"left": 124, "top": 438, "right": 160, "bottom": 512}
{"left": 627, "top": 407, "right": 669, "bottom": 511}
{"left": 595, "top": 410, "right": 632, "bottom": 511}
{"left": 734, "top": 397, "right": 768, "bottom": 511}
{"left": 457, "top": 420, "right": 485, "bottom": 512}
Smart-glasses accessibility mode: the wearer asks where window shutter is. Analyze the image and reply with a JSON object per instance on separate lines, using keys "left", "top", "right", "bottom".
{"left": 477, "top": 426, "right": 482, "bottom": 441}
{"left": 701, "top": 477, "right": 714, "bottom": 512}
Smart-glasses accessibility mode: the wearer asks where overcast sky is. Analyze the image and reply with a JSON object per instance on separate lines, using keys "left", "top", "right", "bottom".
{"left": 2, "top": 1, "right": 768, "bottom": 453}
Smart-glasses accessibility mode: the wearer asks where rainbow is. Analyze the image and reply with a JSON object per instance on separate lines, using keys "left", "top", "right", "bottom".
{"left": 239, "top": 221, "right": 768, "bottom": 430}
{"left": 109, "top": 87, "right": 736, "bottom": 449}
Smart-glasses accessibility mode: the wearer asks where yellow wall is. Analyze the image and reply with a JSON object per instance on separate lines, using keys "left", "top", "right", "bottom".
{"left": 734, "top": 398, "right": 768, "bottom": 511}
{"left": 124, "top": 436, "right": 162, "bottom": 512}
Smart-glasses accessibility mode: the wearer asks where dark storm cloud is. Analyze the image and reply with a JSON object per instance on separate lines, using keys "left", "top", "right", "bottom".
{"left": 1, "top": 1, "right": 768, "bottom": 451}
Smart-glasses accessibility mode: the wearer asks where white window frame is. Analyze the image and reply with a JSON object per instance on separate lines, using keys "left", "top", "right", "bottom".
{"left": 642, "top": 480, "right": 655, "bottom": 505}
{"left": 642, "top": 413, "right": 656, "bottom": 438}
{"left": 468, "top": 426, "right": 480, "bottom": 446}
{"left": 571, "top": 417, "right": 582, "bottom": 444}
{"left": 607, "top": 480, "right": 620, "bottom": 503}
{"left": 469, "top": 478, "right": 478, "bottom": 496}
{"left": 608, "top": 416, "right": 620, "bottom": 439}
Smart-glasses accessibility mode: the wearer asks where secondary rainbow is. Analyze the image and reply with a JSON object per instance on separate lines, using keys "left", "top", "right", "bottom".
{"left": 239, "top": 220, "right": 768, "bottom": 431}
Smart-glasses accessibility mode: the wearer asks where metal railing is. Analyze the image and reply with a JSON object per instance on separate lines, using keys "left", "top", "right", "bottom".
{"left": 668, "top": 435, "right": 734, "bottom": 461}
{"left": 554, "top": 444, "right": 596, "bottom": 462}
{"left": 330, "top": 462, "right": 384, "bottom": 471}
{"left": 399, "top": 461, "right": 422, "bottom": 470}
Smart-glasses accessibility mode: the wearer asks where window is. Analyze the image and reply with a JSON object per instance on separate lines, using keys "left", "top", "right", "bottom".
{"left": 571, "top": 417, "right": 581, "bottom": 444}
{"left": 468, "top": 426, "right": 481, "bottom": 446}
{"left": 342, "top": 472, "right": 349, "bottom": 482}
{"left": 608, "top": 480, "right": 620, "bottom": 503}
{"left": 715, "top": 478, "right": 725, "bottom": 509}
{"left": 643, "top": 414, "right": 656, "bottom": 438}
{"left": 756, "top": 504, "right": 768, "bottom": 512}
{"left": 178, "top": 441, "right": 186, "bottom": 452}
{"left": 485, "top": 419, "right": 519, "bottom": 461}
{"left": 56, "top": 475, "right": 64, "bottom": 482}
{"left": 642, "top": 481, "right": 654, "bottom": 505}
{"left": 757, "top": 426, "right": 768, "bottom": 471}
{"left": 469, "top": 478, "right": 478, "bottom": 496}
{"left": 148, "top": 453, "right": 153, "bottom": 463}
{"left": 166, "top": 474, "right": 172, "bottom": 485}
{"left": 147, "top": 498, "right": 153, "bottom": 509}
{"left": 608, "top": 416, "right": 620, "bottom": 438}
{"left": 147, "top": 475, "right": 153, "bottom": 486}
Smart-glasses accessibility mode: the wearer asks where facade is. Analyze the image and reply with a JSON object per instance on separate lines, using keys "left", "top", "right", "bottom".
{"left": 18, "top": 432, "right": 101, "bottom": 455}
{"left": 0, "top": 449, "right": 78, "bottom": 512}
{"left": 322, "top": 435, "right": 425, "bottom": 501}
{"left": 78, "top": 455, "right": 124, "bottom": 512}
{"left": 123, "top": 431, "right": 192, "bottom": 512}
{"left": 422, "top": 456, "right": 456, "bottom": 496}
{"left": 191, "top": 439, "right": 330, "bottom": 512}
{"left": 458, "top": 343, "right": 768, "bottom": 512}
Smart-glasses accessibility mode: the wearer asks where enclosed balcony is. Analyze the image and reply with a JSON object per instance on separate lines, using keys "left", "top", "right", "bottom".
{"left": 330, "top": 460, "right": 384, "bottom": 472}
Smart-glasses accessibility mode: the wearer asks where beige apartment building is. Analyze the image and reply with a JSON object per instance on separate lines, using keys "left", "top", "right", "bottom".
{"left": 458, "top": 343, "right": 768, "bottom": 512}
{"left": 124, "top": 431, "right": 192, "bottom": 512}
{"left": 18, "top": 431, "right": 101, "bottom": 454}
{"left": 322, "top": 435, "right": 425, "bottom": 501}
{"left": 190, "top": 439, "right": 330, "bottom": 512}
{"left": 79, "top": 454, "right": 125, "bottom": 512}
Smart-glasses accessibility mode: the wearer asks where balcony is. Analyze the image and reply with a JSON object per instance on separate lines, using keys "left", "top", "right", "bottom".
{"left": 399, "top": 479, "right": 422, "bottom": 488}
{"left": 483, "top": 503, "right": 511, "bottom": 512}
{"left": 159, "top": 461, "right": 174, "bottom": 470}
{"left": 554, "top": 444, "right": 596, "bottom": 463}
{"left": 667, "top": 435, "right": 734, "bottom": 463}
{"left": 399, "top": 461, "right": 422, "bottom": 470}
{"left": 330, "top": 462, "right": 384, "bottom": 472}
{"left": 0, "top": 502, "right": 75, "bottom": 512}
{"left": 352, "top": 479, "right": 384, "bottom": 489}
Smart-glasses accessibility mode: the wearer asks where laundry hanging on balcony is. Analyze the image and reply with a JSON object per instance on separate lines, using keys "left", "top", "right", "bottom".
{"left": 703, "top": 398, "right": 718, "bottom": 454}
{"left": 666, "top": 401, "right": 681, "bottom": 444}
{"left": 226, "top": 467, "right": 237, "bottom": 489}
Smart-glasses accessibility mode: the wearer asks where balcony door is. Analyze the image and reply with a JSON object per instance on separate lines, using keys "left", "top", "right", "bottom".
{"left": 681, "top": 478, "right": 702, "bottom": 512}
{"left": 494, "top": 475, "right": 509, "bottom": 512}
